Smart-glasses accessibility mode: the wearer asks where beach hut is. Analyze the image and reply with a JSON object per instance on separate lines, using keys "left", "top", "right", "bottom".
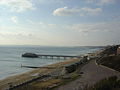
{"left": 117, "top": 46, "right": 120, "bottom": 55}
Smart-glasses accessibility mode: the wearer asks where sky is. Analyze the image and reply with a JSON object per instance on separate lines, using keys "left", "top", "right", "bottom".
{"left": 0, "top": 0, "right": 120, "bottom": 46}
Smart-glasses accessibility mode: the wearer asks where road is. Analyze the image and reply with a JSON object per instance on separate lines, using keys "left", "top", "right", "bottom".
{"left": 55, "top": 60, "right": 120, "bottom": 90}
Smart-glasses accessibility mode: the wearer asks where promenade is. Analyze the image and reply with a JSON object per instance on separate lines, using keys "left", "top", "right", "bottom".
{"left": 56, "top": 59, "right": 120, "bottom": 90}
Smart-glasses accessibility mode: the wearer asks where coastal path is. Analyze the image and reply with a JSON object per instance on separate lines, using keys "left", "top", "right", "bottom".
{"left": 55, "top": 59, "right": 120, "bottom": 90}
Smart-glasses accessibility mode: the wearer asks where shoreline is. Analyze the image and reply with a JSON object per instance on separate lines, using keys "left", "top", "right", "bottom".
{"left": 0, "top": 59, "right": 68, "bottom": 80}
{"left": 0, "top": 48, "right": 102, "bottom": 90}
{"left": 0, "top": 58, "right": 80, "bottom": 89}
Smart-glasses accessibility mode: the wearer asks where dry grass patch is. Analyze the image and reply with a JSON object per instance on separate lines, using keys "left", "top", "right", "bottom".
{"left": 33, "top": 78, "right": 62, "bottom": 89}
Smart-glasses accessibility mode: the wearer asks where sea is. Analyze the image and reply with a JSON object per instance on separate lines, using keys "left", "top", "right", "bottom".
{"left": 0, "top": 45, "right": 103, "bottom": 80}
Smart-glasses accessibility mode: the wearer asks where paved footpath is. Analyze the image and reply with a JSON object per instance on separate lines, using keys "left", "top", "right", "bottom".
{"left": 55, "top": 60, "right": 120, "bottom": 90}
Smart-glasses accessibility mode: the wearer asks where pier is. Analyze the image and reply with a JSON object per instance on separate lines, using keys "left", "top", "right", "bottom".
{"left": 22, "top": 53, "right": 79, "bottom": 59}
{"left": 37, "top": 54, "right": 78, "bottom": 59}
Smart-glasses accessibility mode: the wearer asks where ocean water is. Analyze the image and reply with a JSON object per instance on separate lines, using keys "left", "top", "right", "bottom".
{"left": 0, "top": 45, "right": 102, "bottom": 79}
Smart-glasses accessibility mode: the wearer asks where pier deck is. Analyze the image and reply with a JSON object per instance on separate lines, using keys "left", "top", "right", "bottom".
{"left": 38, "top": 54, "right": 77, "bottom": 59}
{"left": 22, "top": 53, "right": 79, "bottom": 59}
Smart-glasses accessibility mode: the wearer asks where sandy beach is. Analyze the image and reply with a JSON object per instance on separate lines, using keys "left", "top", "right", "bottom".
{"left": 0, "top": 58, "right": 80, "bottom": 90}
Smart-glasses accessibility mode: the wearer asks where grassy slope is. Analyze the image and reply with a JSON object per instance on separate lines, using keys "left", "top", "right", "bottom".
{"left": 13, "top": 72, "right": 80, "bottom": 90}
{"left": 85, "top": 76, "right": 120, "bottom": 90}
{"left": 99, "top": 56, "right": 120, "bottom": 72}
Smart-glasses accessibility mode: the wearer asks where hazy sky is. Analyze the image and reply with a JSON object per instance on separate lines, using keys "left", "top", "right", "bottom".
{"left": 0, "top": 0, "right": 120, "bottom": 46}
